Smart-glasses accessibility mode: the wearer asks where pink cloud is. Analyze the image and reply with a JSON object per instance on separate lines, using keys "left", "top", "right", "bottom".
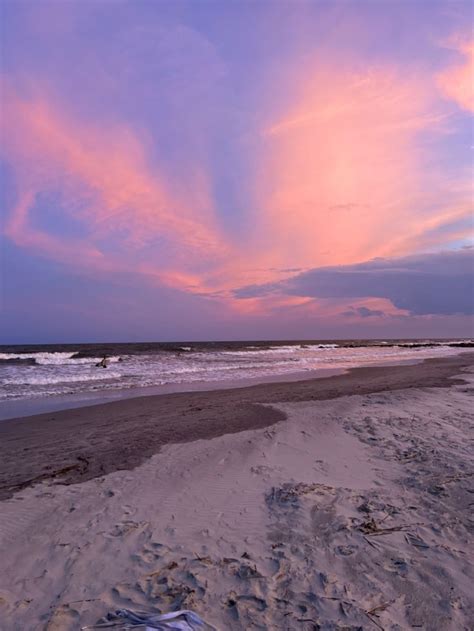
{"left": 437, "top": 40, "right": 474, "bottom": 112}
{"left": 1, "top": 84, "right": 230, "bottom": 291}
{"left": 1, "top": 46, "right": 471, "bottom": 319}
{"left": 251, "top": 60, "right": 471, "bottom": 282}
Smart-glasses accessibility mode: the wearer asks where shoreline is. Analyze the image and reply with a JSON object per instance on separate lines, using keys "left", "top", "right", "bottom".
{"left": 0, "top": 366, "right": 347, "bottom": 422}
{"left": 0, "top": 353, "right": 466, "bottom": 423}
{"left": 0, "top": 352, "right": 472, "bottom": 502}
{"left": 2, "top": 347, "right": 470, "bottom": 422}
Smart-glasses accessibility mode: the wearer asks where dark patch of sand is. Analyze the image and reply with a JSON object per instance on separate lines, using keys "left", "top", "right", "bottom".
{"left": 0, "top": 353, "right": 472, "bottom": 500}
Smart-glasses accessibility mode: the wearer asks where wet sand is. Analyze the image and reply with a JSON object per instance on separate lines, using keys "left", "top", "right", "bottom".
{"left": 0, "top": 353, "right": 472, "bottom": 501}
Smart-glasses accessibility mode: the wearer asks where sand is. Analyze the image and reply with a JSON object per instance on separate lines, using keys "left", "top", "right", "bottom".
{"left": 0, "top": 353, "right": 472, "bottom": 501}
{"left": 0, "top": 354, "right": 473, "bottom": 630}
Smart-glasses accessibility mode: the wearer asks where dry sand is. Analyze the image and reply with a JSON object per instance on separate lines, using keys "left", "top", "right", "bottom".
{"left": 0, "top": 354, "right": 473, "bottom": 630}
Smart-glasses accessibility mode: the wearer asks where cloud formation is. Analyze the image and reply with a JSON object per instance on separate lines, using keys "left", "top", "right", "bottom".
{"left": 251, "top": 58, "right": 472, "bottom": 279}
{"left": 1, "top": 1, "right": 473, "bottom": 341}
{"left": 1, "top": 86, "right": 231, "bottom": 292}
{"left": 235, "top": 249, "right": 474, "bottom": 316}
{"left": 342, "top": 306, "right": 386, "bottom": 318}
{"left": 437, "top": 40, "right": 474, "bottom": 112}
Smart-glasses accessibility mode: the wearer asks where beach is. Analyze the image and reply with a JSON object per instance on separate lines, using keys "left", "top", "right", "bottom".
{"left": 3, "top": 0, "right": 474, "bottom": 629}
{"left": 0, "top": 353, "right": 473, "bottom": 630}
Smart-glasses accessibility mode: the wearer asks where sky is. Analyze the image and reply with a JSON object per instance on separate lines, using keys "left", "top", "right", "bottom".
{"left": 0, "top": 0, "right": 473, "bottom": 343}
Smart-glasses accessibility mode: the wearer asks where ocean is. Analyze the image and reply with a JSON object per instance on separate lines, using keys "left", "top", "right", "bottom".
{"left": 1, "top": 339, "right": 472, "bottom": 409}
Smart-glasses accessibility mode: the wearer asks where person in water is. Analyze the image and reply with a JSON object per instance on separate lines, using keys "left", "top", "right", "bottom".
{"left": 96, "top": 355, "right": 108, "bottom": 368}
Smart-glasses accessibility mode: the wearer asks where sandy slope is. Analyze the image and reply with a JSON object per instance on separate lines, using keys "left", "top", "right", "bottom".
{"left": 0, "top": 368, "right": 473, "bottom": 630}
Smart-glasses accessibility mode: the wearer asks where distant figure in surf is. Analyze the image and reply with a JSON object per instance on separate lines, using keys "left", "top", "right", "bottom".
{"left": 96, "top": 355, "right": 108, "bottom": 368}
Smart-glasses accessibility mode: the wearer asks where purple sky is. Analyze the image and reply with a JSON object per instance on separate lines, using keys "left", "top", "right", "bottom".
{"left": 1, "top": 0, "right": 473, "bottom": 343}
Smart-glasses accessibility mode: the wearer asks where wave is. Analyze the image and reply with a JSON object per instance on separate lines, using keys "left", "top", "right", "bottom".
{"left": 0, "top": 352, "right": 121, "bottom": 366}
{"left": 1, "top": 370, "right": 122, "bottom": 386}
{"left": 219, "top": 343, "right": 340, "bottom": 356}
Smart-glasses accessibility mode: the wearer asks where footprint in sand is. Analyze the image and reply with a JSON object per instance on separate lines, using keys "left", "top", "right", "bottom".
{"left": 43, "top": 604, "right": 80, "bottom": 631}
{"left": 105, "top": 520, "right": 148, "bottom": 538}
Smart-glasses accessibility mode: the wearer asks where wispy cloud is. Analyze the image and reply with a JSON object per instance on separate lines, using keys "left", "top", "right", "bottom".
{"left": 437, "top": 39, "right": 474, "bottom": 112}
{"left": 1, "top": 11, "right": 472, "bottom": 329}
{"left": 252, "top": 59, "right": 471, "bottom": 278}
{"left": 1, "top": 85, "right": 231, "bottom": 291}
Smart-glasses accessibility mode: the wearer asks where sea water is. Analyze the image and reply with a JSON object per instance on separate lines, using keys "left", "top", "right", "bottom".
{"left": 0, "top": 339, "right": 471, "bottom": 404}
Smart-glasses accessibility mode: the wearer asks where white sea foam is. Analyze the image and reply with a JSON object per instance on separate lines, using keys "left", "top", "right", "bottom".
{"left": 221, "top": 345, "right": 301, "bottom": 356}
{"left": 0, "top": 352, "right": 121, "bottom": 365}
{"left": 2, "top": 371, "right": 122, "bottom": 386}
